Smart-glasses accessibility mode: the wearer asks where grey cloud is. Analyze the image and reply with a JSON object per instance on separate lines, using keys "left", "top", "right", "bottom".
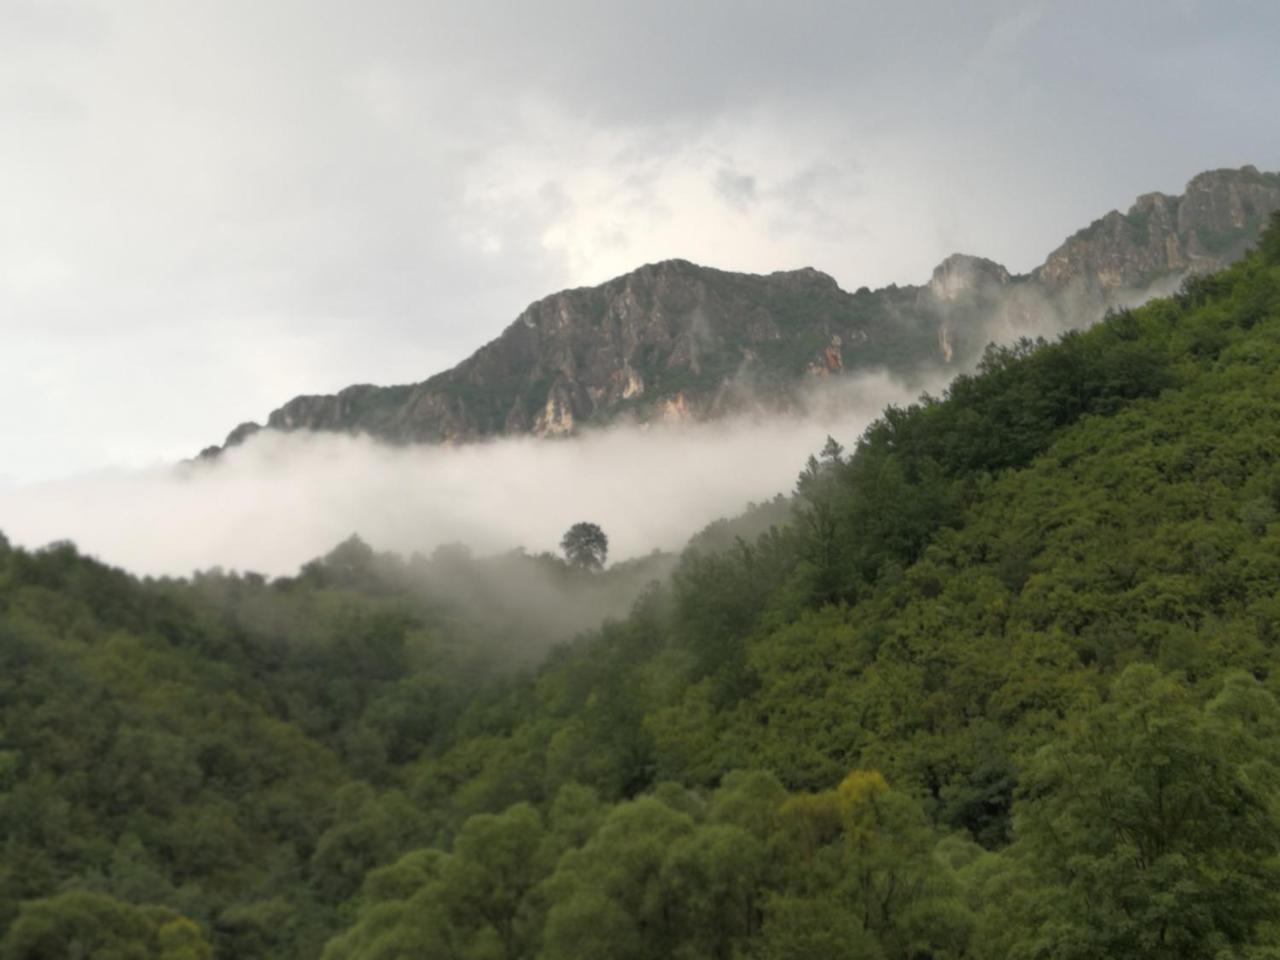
{"left": 0, "top": 0, "right": 108, "bottom": 46}
{"left": 768, "top": 160, "right": 865, "bottom": 239}
{"left": 1, "top": 0, "right": 1278, "bottom": 481}
{"left": 714, "top": 168, "right": 758, "bottom": 211}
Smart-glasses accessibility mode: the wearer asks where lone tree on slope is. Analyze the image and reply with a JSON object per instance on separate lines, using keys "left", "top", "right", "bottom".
{"left": 561, "top": 522, "right": 608, "bottom": 571}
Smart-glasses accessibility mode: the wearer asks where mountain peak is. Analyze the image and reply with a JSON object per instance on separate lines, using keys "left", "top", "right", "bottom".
{"left": 1034, "top": 164, "right": 1280, "bottom": 293}
{"left": 928, "top": 254, "right": 1012, "bottom": 302}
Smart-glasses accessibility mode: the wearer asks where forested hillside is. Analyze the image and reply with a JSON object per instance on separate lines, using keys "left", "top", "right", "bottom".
{"left": 4, "top": 216, "right": 1280, "bottom": 959}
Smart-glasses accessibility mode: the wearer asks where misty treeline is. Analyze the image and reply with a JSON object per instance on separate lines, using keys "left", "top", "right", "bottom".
{"left": 0, "top": 383, "right": 903, "bottom": 580}
{"left": 3, "top": 217, "right": 1280, "bottom": 958}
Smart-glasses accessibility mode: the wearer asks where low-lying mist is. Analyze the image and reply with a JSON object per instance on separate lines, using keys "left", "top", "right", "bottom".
{"left": 0, "top": 372, "right": 930, "bottom": 579}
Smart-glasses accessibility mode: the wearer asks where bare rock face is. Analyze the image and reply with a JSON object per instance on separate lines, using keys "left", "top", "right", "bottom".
{"left": 203, "top": 166, "right": 1279, "bottom": 457}
{"left": 1035, "top": 166, "right": 1280, "bottom": 296}
{"left": 1179, "top": 166, "right": 1280, "bottom": 238}
{"left": 926, "top": 255, "right": 1014, "bottom": 364}
{"left": 928, "top": 254, "right": 1011, "bottom": 302}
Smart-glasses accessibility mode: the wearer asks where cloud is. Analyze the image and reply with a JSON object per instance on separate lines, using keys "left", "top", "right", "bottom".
{"left": 714, "top": 168, "right": 759, "bottom": 211}
{"left": 0, "top": 372, "right": 927, "bottom": 578}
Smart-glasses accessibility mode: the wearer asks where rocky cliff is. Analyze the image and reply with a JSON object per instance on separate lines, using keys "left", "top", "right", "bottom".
{"left": 202, "top": 166, "right": 1280, "bottom": 456}
{"left": 1035, "top": 165, "right": 1280, "bottom": 294}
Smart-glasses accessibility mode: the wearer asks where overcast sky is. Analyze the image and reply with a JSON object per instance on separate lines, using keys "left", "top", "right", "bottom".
{"left": 3, "top": 0, "right": 1279, "bottom": 481}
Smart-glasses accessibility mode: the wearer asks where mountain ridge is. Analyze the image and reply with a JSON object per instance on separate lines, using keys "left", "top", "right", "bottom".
{"left": 202, "top": 165, "right": 1280, "bottom": 457}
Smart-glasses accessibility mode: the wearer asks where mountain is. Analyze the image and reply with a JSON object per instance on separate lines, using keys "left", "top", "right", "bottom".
{"left": 8, "top": 217, "right": 1280, "bottom": 958}
{"left": 203, "top": 166, "right": 1280, "bottom": 455}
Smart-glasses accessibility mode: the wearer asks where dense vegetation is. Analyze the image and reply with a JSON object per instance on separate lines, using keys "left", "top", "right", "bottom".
{"left": 3, "top": 216, "right": 1280, "bottom": 958}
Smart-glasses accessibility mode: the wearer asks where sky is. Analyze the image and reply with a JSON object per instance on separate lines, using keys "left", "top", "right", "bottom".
{"left": 2, "top": 0, "right": 1279, "bottom": 483}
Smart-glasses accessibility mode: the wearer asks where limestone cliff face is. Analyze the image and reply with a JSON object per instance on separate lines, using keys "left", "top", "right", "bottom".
{"left": 928, "top": 254, "right": 1011, "bottom": 302}
{"left": 927, "top": 255, "right": 1013, "bottom": 364}
{"left": 1035, "top": 166, "right": 1280, "bottom": 296}
{"left": 205, "top": 166, "right": 1280, "bottom": 455}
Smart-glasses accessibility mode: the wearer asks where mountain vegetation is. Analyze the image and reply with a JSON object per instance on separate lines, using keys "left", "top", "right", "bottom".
{"left": 5, "top": 214, "right": 1280, "bottom": 957}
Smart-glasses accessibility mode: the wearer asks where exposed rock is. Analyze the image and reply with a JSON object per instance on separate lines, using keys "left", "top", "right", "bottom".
{"left": 1034, "top": 166, "right": 1280, "bottom": 296}
{"left": 807, "top": 335, "right": 845, "bottom": 376}
{"left": 928, "top": 254, "right": 1011, "bottom": 302}
{"left": 660, "top": 391, "right": 694, "bottom": 422}
{"left": 937, "top": 325, "right": 955, "bottom": 365}
{"left": 534, "top": 379, "right": 578, "bottom": 436}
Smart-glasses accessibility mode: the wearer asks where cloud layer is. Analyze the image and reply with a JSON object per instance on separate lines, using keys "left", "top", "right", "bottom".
{"left": 3, "top": 0, "right": 1279, "bottom": 479}
{"left": 0, "top": 373, "right": 925, "bottom": 576}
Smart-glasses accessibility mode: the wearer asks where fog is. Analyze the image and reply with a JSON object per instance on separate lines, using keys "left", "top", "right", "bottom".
{"left": 0, "top": 372, "right": 929, "bottom": 578}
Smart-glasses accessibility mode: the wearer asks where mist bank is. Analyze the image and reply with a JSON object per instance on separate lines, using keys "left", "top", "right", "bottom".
{"left": 0, "top": 372, "right": 929, "bottom": 579}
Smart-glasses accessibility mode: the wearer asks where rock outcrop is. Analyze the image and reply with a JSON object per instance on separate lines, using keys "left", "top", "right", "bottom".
{"left": 203, "top": 166, "right": 1280, "bottom": 456}
{"left": 1035, "top": 166, "right": 1280, "bottom": 295}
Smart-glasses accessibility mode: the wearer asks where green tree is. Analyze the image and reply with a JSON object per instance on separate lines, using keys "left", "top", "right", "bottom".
{"left": 776, "top": 771, "right": 972, "bottom": 960}
{"left": 320, "top": 851, "right": 464, "bottom": 960}
{"left": 999, "top": 666, "right": 1280, "bottom": 960}
{"left": 442, "top": 803, "right": 551, "bottom": 960}
{"left": 560, "top": 523, "right": 608, "bottom": 571}
{"left": 793, "top": 436, "right": 850, "bottom": 605}
{"left": 540, "top": 797, "right": 696, "bottom": 960}
{"left": 0, "top": 890, "right": 212, "bottom": 960}
{"left": 751, "top": 895, "right": 882, "bottom": 960}
{"left": 660, "top": 823, "right": 767, "bottom": 958}
{"left": 309, "top": 784, "right": 427, "bottom": 902}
